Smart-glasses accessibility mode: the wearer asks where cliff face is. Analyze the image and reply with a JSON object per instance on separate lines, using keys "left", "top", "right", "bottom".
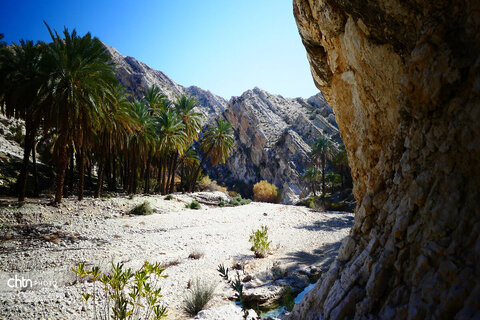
{"left": 103, "top": 44, "right": 228, "bottom": 123}
{"left": 289, "top": 0, "right": 480, "bottom": 319}
{"left": 207, "top": 87, "right": 341, "bottom": 204}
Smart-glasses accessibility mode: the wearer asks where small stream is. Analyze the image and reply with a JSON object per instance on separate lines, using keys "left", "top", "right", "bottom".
{"left": 259, "top": 283, "right": 316, "bottom": 318}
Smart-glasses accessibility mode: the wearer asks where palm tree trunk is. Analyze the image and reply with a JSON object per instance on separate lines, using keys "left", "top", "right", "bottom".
{"left": 32, "top": 140, "right": 39, "bottom": 197}
{"left": 17, "top": 121, "right": 34, "bottom": 202}
{"left": 112, "top": 156, "right": 117, "bottom": 191}
{"left": 77, "top": 146, "right": 85, "bottom": 201}
{"left": 160, "top": 156, "right": 167, "bottom": 194}
{"left": 321, "top": 154, "right": 326, "bottom": 198}
{"left": 168, "top": 152, "right": 178, "bottom": 194}
{"left": 189, "top": 147, "right": 212, "bottom": 192}
{"left": 68, "top": 147, "right": 74, "bottom": 195}
{"left": 95, "top": 162, "right": 104, "bottom": 198}
{"left": 144, "top": 156, "right": 151, "bottom": 194}
{"left": 55, "top": 140, "right": 69, "bottom": 204}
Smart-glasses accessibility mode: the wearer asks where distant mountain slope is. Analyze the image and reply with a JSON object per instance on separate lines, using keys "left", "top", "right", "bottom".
{"left": 103, "top": 44, "right": 228, "bottom": 122}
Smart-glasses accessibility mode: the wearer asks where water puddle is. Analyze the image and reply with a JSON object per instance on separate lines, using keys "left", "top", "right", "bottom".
{"left": 259, "top": 283, "right": 316, "bottom": 318}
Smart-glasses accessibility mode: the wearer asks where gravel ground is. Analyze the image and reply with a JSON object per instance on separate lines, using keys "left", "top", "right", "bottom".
{"left": 0, "top": 192, "right": 353, "bottom": 319}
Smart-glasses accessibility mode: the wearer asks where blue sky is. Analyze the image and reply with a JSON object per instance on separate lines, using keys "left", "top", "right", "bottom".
{"left": 1, "top": 0, "right": 318, "bottom": 99}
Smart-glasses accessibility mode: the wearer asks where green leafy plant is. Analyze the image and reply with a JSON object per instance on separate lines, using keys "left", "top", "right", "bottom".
{"left": 129, "top": 201, "right": 153, "bottom": 215}
{"left": 72, "top": 261, "right": 167, "bottom": 319}
{"left": 217, "top": 264, "right": 244, "bottom": 303}
{"left": 249, "top": 225, "right": 272, "bottom": 258}
{"left": 218, "top": 200, "right": 225, "bottom": 207}
{"left": 182, "top": 278, "right": 216, "bottom": 316}
{"left": 185, "top": 200, "right": 201, "bottom": 210}
{"left": 164, "top": 194, "right": 173, "bottom": 200}
{"left": 128, "top": 193, "right": 135, "bottom": 200}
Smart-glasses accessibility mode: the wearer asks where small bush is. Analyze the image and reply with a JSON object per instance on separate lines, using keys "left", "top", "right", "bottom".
{"left": 129, "top": 201, "right": 153, "bottom": 215}
{"left": 182, "top": 278, "right": 216, "bottom": 316}
{"left": 185, "top": 200, "right": 201, "bottom": 210}
{"left": 198, "top": 176, "right": 228, "bottom": 193}
{"left": 164, "top": 194, "right": 173, "bottom": 200}
{"left": 72, "top": 261, "right": 167, "bottom": 319}
{"left": 229, "top": 195, "right": 251, "bottom": 206}
{"left": 218, "top": 201, "right": 225, "bottom": 207}
{"left": 249, "top": 225, "right": 272, "bottom": 258}
{"left": 128, "top": 193, "right": 135, "bottom": 200}
{"left": 253, "top": 180, "right": 281, "bottom": 203}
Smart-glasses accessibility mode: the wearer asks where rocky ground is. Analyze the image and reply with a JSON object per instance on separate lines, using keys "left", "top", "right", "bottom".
{"left": 0, "top": 192, "right": 353, "bottom": 320}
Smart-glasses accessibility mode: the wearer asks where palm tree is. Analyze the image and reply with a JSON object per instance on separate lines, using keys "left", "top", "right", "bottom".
{"left": 302, "top": 167, "right": 320, "bottom": 197}
{"left": 43, "top": 23, "right": 117, "bottom": 203}
{"left": 142, "top": 85, "right": 170, "bottom": 113}
{"left": 189, "top": 118, "right": 234, "bottom": 192}
{"left": 173, "top": 95, "right": 203, "bottom": 142}
{"left": 310, "top": 136, "right": 336, "bottom": 198}
{"left": 333, "top": 144, "right": 349, "bottom": 190}
{"left": 0, "top": 40, "right": 48, "bottom": 201}
{"left": 155, "top": 109, "right": 187, "bottom": 194}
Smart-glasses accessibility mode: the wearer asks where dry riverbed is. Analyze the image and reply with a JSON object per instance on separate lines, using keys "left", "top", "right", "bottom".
{"left": 0, "top": 192, "right": 353, "bottom": 319}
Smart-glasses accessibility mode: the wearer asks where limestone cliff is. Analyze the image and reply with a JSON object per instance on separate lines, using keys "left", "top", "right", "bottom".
{"left": 206, "top": 87, "right": 341, "bottom": 204}
{"left": 288, "top": 0, "right": 480, "bottom": 319}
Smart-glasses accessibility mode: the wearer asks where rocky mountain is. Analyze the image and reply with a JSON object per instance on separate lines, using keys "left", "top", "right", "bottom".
{"left": 103, "top": 44, "right": 342, "bottom": 203}
{"left": 207, "top": 87, "right": 340, "bottom": 204}
{"left": 103, "top": 44, "right": 228, "bottom": 123}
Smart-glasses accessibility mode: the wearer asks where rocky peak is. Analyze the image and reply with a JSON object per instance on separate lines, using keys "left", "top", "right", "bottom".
{"left": 103, "top": 43, "right": 228, "bottom": 124}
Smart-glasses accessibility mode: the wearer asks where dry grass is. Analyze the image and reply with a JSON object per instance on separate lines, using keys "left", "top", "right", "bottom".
{"left": 188, "top": 251, "right": 204, "bottom": 260}
{"left": 163, "top": 259, "right": 182, "bottom": 267}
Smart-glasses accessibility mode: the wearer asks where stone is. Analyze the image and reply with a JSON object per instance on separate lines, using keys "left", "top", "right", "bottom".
{"left": 287, "top": 0, "right": 480, "bottom": 319}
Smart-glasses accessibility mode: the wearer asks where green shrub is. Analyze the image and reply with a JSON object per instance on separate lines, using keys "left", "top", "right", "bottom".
{"left": 182, "top": 278, "right": 216, "bottom": 316}
{"left": 229, "top": 195, "right": 251, "bottom": 206}
{"left": 185, "top": 200, "right": 201, "bottom": 210}
{"left": 217, "top": 264, "right": 244, "bottom": 303}
{"left": 249, "top": 225, "right": 272, "bottom": 258}
{"left": 164, "top": 194, "right": 173, "bottom": 200}
{"left": 253, "top": 180, "right": 281, "bottom": 203}
{"left": 218, "top": 201, "right": 225, "bottom": 207}
{"left": 72, "top": 261, "right": 167, "bottom": 319}
{"left": 128, "top": 193, "right": 135, "bottom": 200}
{"left": 129, "top": 201, "right": 153, "bottom": 215}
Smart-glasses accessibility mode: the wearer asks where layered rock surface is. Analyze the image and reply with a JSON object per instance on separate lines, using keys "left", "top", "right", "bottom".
{"left": 208, "top": 87, "right": 340, "bottom": 204}
{"left": 288, "top": 0, "right": 480, "bottom": 319}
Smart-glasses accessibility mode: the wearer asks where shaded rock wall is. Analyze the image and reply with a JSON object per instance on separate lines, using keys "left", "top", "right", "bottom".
{"left": 288, "top": 0, "right": 480, "bottom": 319}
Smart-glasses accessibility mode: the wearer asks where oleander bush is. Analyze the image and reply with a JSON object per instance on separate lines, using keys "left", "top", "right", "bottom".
{"left": 72, "top": 261, "right": 167, "bottom": 319}
{"left": 249, "top": 225, "right": 272, "bottom": 258}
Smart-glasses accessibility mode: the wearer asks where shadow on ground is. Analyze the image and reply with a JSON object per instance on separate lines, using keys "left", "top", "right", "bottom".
{"left": 295, "top": 214, "right": 354, "bottom": 232}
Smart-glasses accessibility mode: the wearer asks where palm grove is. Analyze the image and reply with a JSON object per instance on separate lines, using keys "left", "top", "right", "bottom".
{"left": 0, "top": 26, "right": 234, "bottom": 204}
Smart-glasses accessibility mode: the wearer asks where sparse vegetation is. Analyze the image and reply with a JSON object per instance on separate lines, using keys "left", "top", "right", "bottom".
{"left": 217, "top": 264, "right": 244, "bottom": 304}
{"left": 129, "top": 201, "right": 153, "bottom": 215}
{"left": 198, "top": 176, "right": 228, "bottom": 193}
{"left": 229, "top": 194, "right": 251, "bottom": 206}
{"left": 253, "top": 180, "right": 280, "bottom": 203}
{"left": 249, "top": 225, "right": 272, "bottom": 258}
{"left": 182, "top": 278, "right": 216, "bottom": 316}
{"left": 185, "top": 200, "right": 201, "bottom": 210}
{"left": 164, "top": 194, "right": 173, "bottom": 200}
{"left": 72, "top": 261, "right": 167, "bottom": 319}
